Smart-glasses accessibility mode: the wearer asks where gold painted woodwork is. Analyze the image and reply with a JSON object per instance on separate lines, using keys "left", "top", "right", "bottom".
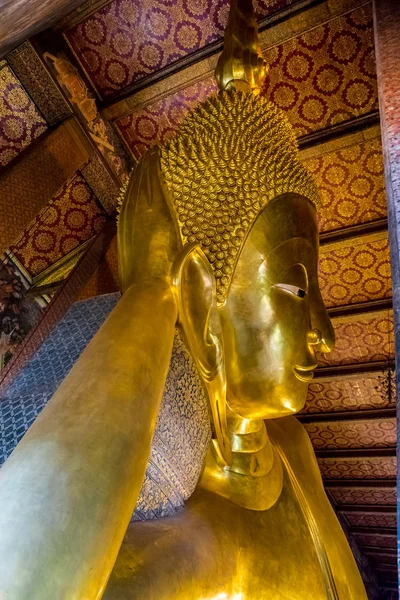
{"left": 0, "top": 0, "right": 367, "bottom": 597}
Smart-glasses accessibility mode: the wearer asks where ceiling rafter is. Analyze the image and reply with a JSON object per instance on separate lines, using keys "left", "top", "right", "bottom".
{"left": 327, "top": 298, "right": 393, "bottom": 318}
{"left": 351, "top": 526, "right": 396, "bottom": 536}
{"left": 320, "top": 220, "right": 388, "bottom": 246}
{"left": 298, "top": 408, "right": 397, "bottom": 423}
{"left": 324, "top": 479, "right": 396, "bottom": 488}
{"left": 315, "top": 361, "right": 395, "bottom": 380}
{"left": 298, "top": 111, "right": 380, "bottom": 150}
{"left": 315, "top": 448, "right": 396, "bottom": 459}
{"left": 337, "top": 505, "right": 396, "bottom": 514}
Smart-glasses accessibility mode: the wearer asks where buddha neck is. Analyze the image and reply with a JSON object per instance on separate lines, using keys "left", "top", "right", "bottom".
{"left": 198, "top": 406, "right": 283, "bottom": 510}
{"left": 226, "top": 407, "right": 275, "bottom": 477}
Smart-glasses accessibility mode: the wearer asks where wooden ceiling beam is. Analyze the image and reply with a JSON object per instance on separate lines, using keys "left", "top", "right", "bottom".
{"left": 363, "top": 548, "right": 398, "bottom": 556}
{"left": 327, "top": 298, "right": 393, "bottom": 318}
{"left": 316, "top": 448, "right": 396, "bottom": 459}
{"left": 324, "top": 479, "right": 396, "bottom": 488}
{"left": 298, "top": 111, "right": 380, "bottom": 149}
{"left": 298, "top": 408, "right": 396, "bottom": 423}
{"left": 320, "top": 219, "right": 388, "bottom": 246}
{"left": 336, "top": 505, "right": 396, "bottom": 514}
{"left": 351, "top": 526, "right": 396, "bottom": 536}
{"left": 315, "top": 360, "right": 395, "bottom": 379}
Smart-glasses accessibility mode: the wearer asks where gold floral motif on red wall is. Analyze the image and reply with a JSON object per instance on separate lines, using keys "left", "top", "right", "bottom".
{"left": 317, "top": 310, "right": 394, "bottom": 366}
{"left": 329, "top": 487, "right": 396, "bottom": 506}
{"left": 262, "top": 5, "right": 378, "bottom": 136}
{"left": 305, "top": 418, "right": 396, "bottom": 450}
{"left": 317, "top": 456, "right": 396, "bottom": 479}
{"left": 64, "top": 0, "right": 297, "bottom": 99}
{"left": 318, "top": 232, "right": 391, "bottom": 308}
{"left": 301, "top": 133, "right": 386, "bottom": 233}
{"left": 116, "top": 78, "right": 216, "bottom": 159}
{"left": 11, "top": 173, "right": 107, "bottom": 277}
{"left": 0, "top": 63, "right": 47, "bottom": 168}
{"left": 304, "top": 377, "right": 395, "bottom": 414}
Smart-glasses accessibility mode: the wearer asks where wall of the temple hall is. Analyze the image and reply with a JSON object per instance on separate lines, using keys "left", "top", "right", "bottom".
{"left": 77, "top": 235, "right": 119, "bottom": 299}
{"left": 0, "top": 121, "right": 90, "bottom": 254}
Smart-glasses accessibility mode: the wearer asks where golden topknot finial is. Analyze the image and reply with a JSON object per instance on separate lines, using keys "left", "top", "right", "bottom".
{"left": 215, "top": 0, "right": 268, "bottom": 94}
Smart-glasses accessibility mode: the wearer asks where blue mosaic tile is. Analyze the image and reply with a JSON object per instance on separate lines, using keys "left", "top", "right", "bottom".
{"left": 0, "top": 293, "right": 120, "bottom": 465}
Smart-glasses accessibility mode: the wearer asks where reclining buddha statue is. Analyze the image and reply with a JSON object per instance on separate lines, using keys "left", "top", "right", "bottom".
{"left": 0, "top": 0, "right": 367, "bottom": 598}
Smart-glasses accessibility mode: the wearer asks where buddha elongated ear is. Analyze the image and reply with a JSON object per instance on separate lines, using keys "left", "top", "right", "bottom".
{"left": 173, "top": 245, "right": 232, "bottom": 465}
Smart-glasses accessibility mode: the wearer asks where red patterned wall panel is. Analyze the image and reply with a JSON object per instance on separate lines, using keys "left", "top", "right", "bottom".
{"left": 330, "top": 487, "right": 396, "bottom": 506}
{"left": 262, "top": 5, "right": 378, "bottom": 136}
{"left": 318, "top": 456, "right": 396, "bottom": 479}
{"left": 303, "top": 377, "right": 395, "bottom": 414}
{"left": 11, "top": 173, "right": 107, "bottom": 276}
{"left": 0, "top": 63, "right": 47, "bottom": 168}
{"left": 0, "top": 121, "right": 90, "bottom": 254}
{"left": 317, "top": 311, "right": 394, "bottom": 367}
{"left": 354, "top": 534, "right": 397, "bottom": 550}
{"left": 301, "top": 133, "right": 386, "bottom": 233}
{"left": 64, "top": 0, "right": 297, "bottom": 99}
{"left": 305, "top": 418, "right": 396, "bottom": 450}
{"left": 116, "top": 77, "right": 216, "bottom": 159}
{"left": 318, "top": 232, "right": 391, "bottom": 308}
{"left": 343, "top": 511, "right": 396, "bottom": 529}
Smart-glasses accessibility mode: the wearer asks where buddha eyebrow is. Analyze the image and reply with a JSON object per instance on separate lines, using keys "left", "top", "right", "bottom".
{"left": 273, "top": 283, "right": 307, "bottom": 298}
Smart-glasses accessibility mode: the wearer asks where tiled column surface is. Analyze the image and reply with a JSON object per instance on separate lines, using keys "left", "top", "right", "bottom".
{"left": 373, "top": 0, "right": 400, "bottom": 592}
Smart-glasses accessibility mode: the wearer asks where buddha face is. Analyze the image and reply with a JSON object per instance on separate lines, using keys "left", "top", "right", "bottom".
{"left": 219, "top": 193, "right": 334, "bottom": 420}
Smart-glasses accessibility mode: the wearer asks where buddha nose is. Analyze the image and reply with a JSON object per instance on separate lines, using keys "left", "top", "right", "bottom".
{"left": 307, "top": 321, "right": 335, "bottom": 354}
{"left": 307, "top": 329, "right": 322, "bottom": 346}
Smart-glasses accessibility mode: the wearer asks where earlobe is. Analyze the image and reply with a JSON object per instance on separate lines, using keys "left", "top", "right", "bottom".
{"left": 173, "top": 245, "right": 232, "bottom": 465}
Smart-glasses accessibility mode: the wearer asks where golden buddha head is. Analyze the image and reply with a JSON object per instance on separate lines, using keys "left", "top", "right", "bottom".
{"left": 159, "top": 90, "right": 334, "bottom": 422}
{"left": 118, "top": 0, "right": 334, "bottom": 461}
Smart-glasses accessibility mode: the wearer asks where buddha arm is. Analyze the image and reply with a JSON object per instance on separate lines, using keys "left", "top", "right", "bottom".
{"left": 0, "top": 282, "right": 177, "bottom": 600}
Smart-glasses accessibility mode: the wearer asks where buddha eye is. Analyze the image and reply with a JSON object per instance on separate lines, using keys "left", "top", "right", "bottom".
{"left": 273, "top": 283, "right": 307, "bottom": 298}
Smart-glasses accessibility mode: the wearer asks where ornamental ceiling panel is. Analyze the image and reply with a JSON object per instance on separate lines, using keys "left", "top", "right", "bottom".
{"left": 11, "top": 173, "right": 107, "bottom": 277}
{"left": 317, "top": 310, "right": 394, "bottom": 367}
{"left": 0, "top": 63, "right": 47, "bottom": 168}
{"left": 318, "top": 232, "right": 391, "bottom": 308}
{"left": 317, "top": 456, "right": 396, "bottom": 479}
{"left": 303, "top": 377, "right": 395, "bottom": 414}
{"left": 329, "top": 487, "right": 396, "bottom": 506}
{"left": 116, "top": 77, "right": 216, "bottom": 159}
{"left": 300, "top": 129, "right": 386, "bottom": 233}
{"left": 261, "top": 5, "right": 377, "bottom": 136}
{"left": 342, "top": 511, "right": 397, "bottom": 529}
{"left": 353, "top": 534, "right": 397, "bottom": 550}
{"left": 304, "top": 418, "right": 396, "bottom": 450}
{"left": 64, "top": 0, "right": 297, "bottom": 100}
{"left": 115, "top": 4, "right": 377, "bottom": 158}
{"left": 0, "top": 121, "right": 90, "bottom": 254}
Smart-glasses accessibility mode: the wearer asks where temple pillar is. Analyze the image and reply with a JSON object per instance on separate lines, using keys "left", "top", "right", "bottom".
{"left": 372, "top": 0, "right": 400, "bottom": 593}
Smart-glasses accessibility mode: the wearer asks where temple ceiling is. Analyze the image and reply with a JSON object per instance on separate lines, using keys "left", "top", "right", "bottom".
{"left": 0, "top": 0, "right": 397, "bottom": 595}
